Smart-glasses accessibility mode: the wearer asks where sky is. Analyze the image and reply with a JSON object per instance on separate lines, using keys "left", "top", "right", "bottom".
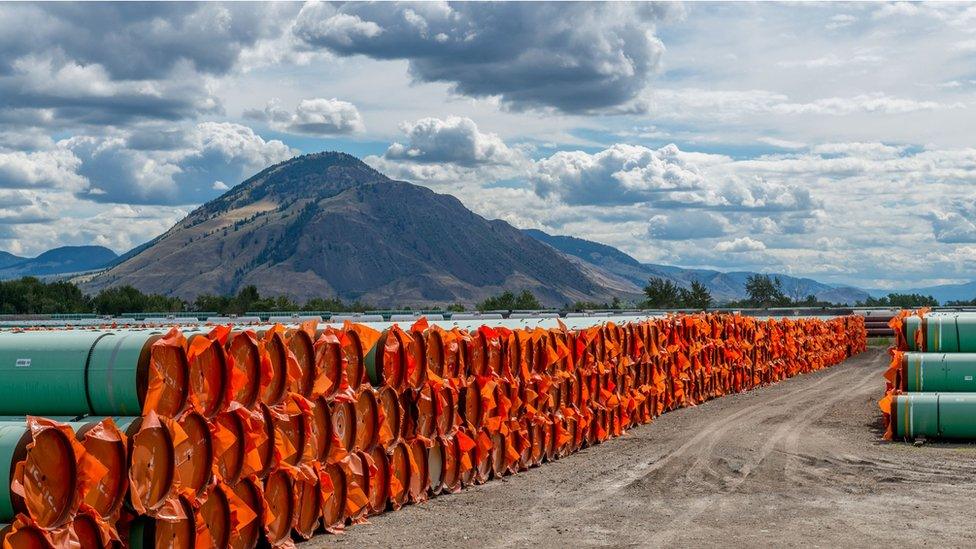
{"left": 0, "top": 1, "right": 974, "bottom": 290}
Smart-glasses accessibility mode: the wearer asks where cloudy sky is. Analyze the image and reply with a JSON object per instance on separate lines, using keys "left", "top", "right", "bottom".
{"left": 1, "top": 1, "right": 974, "bottom": 290}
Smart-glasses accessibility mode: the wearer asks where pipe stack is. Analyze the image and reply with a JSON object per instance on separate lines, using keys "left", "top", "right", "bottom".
{"left": 0, "top": 313, "right": 866, "bottom": 547}
{"left": 881, "top": 311, "right": 976, "bottom": 440}
{"left": 860, "top": 310, "right": 897, "bottom": 338}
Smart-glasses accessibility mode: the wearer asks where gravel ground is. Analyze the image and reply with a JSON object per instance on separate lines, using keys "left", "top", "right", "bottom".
{"left": 304, "top": 348, "right": 976, "bottom": 548}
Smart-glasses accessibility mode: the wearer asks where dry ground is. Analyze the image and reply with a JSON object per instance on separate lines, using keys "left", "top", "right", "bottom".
{"left": 306, "top": 348, "right": 976, "bottom": 548}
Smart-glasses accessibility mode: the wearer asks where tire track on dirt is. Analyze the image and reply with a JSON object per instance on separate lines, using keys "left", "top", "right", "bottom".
{"left": 493, "top": 362, "right": 860, "bottom": 547}
{"left": 641, "top": 365, "right": 879, "bottom": 547}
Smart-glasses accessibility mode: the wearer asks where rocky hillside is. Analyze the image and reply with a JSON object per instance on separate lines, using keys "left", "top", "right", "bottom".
{"left": 84, "top": 152, "right": 615, "bottom": 306}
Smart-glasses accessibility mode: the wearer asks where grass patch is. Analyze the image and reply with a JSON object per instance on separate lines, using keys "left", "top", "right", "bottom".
{"left": 868, "top": 337, "right": 894, "bottom": 348}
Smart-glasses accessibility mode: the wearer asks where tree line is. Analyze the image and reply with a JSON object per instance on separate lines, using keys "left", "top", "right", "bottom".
{"left": 0, "top": 278, "right": 374, "bottom": 316}
{"left": 0, "top": 275, "right": 948, "bottom": 316}
{"left": 641, "top": 274, "right": 939, "bottom": 310}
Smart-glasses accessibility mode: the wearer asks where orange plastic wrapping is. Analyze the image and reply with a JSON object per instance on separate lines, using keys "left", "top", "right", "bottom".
{"left": 4, "top": 313, "right": 864, "bottom": 548}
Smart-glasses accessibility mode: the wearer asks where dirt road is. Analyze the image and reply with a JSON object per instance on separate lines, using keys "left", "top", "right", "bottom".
{"left": 309, "top": 348, "right": 976, "bottom": 547}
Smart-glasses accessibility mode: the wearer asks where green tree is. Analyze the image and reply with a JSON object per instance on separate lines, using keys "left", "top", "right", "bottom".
{"left": 643, "top": 278, "right": 681, "bottom": 308}
{"left": 858, "top": 292, "right": 938, "bottom": 307}
{"left": 745, "top": 274, "right": 789, "bottom": 308}
{"left": 477, "top": 290, "right": 542, "bottom": 311}
{"left": 514, "top": 290, "right": 542, "bottom": 309}
{"left": 0, "top": 277, "right": 91, "bottom": 314}
{"left": 446, "top": 303, "right": 466, "bottom": 312}
{"left": 233, "top": 285, "right": 261, "bottom": 313}
{"left": 91, "top": 285, "right": 184, "bottom": 315}
{"left": 680, "top": 280, "right": 713, "bottom": 311}
{"left": 302, "top": 297, "right": 347, "bottom": 312}
{"left": 193, "top": 293, "right": 231, "bottom": 313}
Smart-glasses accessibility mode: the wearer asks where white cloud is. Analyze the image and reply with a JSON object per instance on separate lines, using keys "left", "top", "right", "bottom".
{"left": 245, "top": 97, "right": 365, "bottom": 136}
{"left": 929, "top": 200, "right": 976, "bottom": 243}
{"left": 777, "top": 53, "right": 882, "bottom": 69}
{"left": 292, "top": 2, "right": 677, "bottom": 112}
{"left": 826, "top": 14, "right": 857, "bottom": 30}
{"left": 647, "top": 89, "right": 953, "bottom": 123}
{"left": 648, "top": 211, "right": 730, "bottom": 240}
{"left": 385, "top": 116, "right": 521, "bottom": 167}
{"left": 715, "top": 237, "right": 767, "bottom": 253}
{"left": 63, "top": 122, "right": 295, "bottom": 205}
{"left": 364, "top": 116, "right": 530, "bottom": 185}
{"left": 0, "top": 148, "right": 87, "bottom": 191}
{"left": 757, "top": 137, "right": 806, "bottom": 150}
{"left": 212, "top": 181, "right": 229, "bottom": 191}
{"left": 532, "top": 144, "right": 704, "bottom": 206}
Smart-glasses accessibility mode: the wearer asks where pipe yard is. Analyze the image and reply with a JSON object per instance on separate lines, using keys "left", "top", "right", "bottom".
{"left": 2, "top": 310, "right": 975, "bottom": 547}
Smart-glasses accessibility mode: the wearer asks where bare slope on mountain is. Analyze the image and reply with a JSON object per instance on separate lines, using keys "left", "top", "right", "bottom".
{"left": 84, "top": 153, "right": 612, "bottom": 306}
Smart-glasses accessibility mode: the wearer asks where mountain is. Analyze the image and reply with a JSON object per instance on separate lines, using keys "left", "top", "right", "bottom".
{"left": 871, "top": 281, "right": 976, "bottom": 304}
{"left": 0, "top": 251, "right": 26, "bottom": 270}
{"left": 83, "top": 152, "right": 616, "bottom": 306}
{"left": 0, "top": 246, "right": 118, "bottom": 280}
{"left": 525, "top": 229, "right": 870, "bottom": 305}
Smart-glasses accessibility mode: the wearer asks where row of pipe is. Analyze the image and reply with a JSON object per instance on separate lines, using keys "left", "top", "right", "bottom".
{"left": 881, "top": 311, "right": 976, "bottom": 439}
{"left": 0, "top": 313, "right": 867, "bottom": 547}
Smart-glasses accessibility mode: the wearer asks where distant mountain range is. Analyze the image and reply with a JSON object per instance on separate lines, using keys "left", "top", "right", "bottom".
{"left": 7, "top": 151, "right": 963, "bottom": 306}
{"left": 0, "top": 246, "right": 118, "bottom": 280}
{"left": 524, "top": 230, "right": 870, "bottom": 304}
{"left": 867, "top": 281, "right": 976, "bottom": 304}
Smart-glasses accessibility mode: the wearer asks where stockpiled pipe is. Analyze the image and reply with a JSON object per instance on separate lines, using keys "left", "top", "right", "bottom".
{"left": 901, "top": 313, "right": 976, "bottom": 352}
{"left": 889, "top": 393, "right": 976, "bottom": 439}
{"left": 0, "top": 313, "right": 866, "bottom": 548}
{"left": 126, "top": 494, "right": 195, "bottom": 549}
{"left": 64, "top": 419, "right": 128, "bottom": 518}
{"left": 0, "top": 419, "right": 81, "bottom": 528}
{"left": 896, "top": 352, "right": 976, "bottom": 392}
{"left": 0, "top": 329, "right": 188, "bottom": 417}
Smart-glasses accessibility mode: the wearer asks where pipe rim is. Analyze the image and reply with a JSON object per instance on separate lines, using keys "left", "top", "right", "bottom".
{"left": 128, "top": 417, "right": 176, "bottom": 514}
{"left": 76, "top": 420, "right": 128, "bottom": 517}
{"left": 263, "top": 470, "right": 294, "bottom": 543}
{"left": 176, "top": 411, "right": 214, "bottom": 498}
{"left": 22, "top": 427, "right": 78, "bottom": 528}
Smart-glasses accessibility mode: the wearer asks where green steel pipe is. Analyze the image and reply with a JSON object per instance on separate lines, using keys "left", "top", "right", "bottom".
{"left": 0, "top": 424, "right": 28, "bottom": 521}
{"left": 900, "top": 353, "right": 976, "bottom": 392}
{"left": 0, "top": 421, "right": 79, "bottom": 527}
{"left": 891, "top": 392, "right": 976, "bottom": 439}
{"left": 365, "top": 328, "right": 396, "bottom": 387}
{"left": 0, "top": 331, "right": 107, "bottom": 415}
{"left": 87, "top": 330, "right": 168, "bottom": 416}
{"left": 0, "top": 417, "right": 129, "bottom": 519}
{"left": 904, "top": 314, "right": 976, "bottom": 352}
{"left": 0, "top": 329, "right": 185, "bottom": 417}
{"left": 127, "top": 494, "right": 195, "bottom": 549}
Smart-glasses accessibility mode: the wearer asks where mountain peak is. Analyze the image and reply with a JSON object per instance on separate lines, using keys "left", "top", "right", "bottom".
{"left": 199, "top": 151, "right": 388, "bottom": 216}
{"left": 84, "top": 152, "right": 613, "bottom": 306}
